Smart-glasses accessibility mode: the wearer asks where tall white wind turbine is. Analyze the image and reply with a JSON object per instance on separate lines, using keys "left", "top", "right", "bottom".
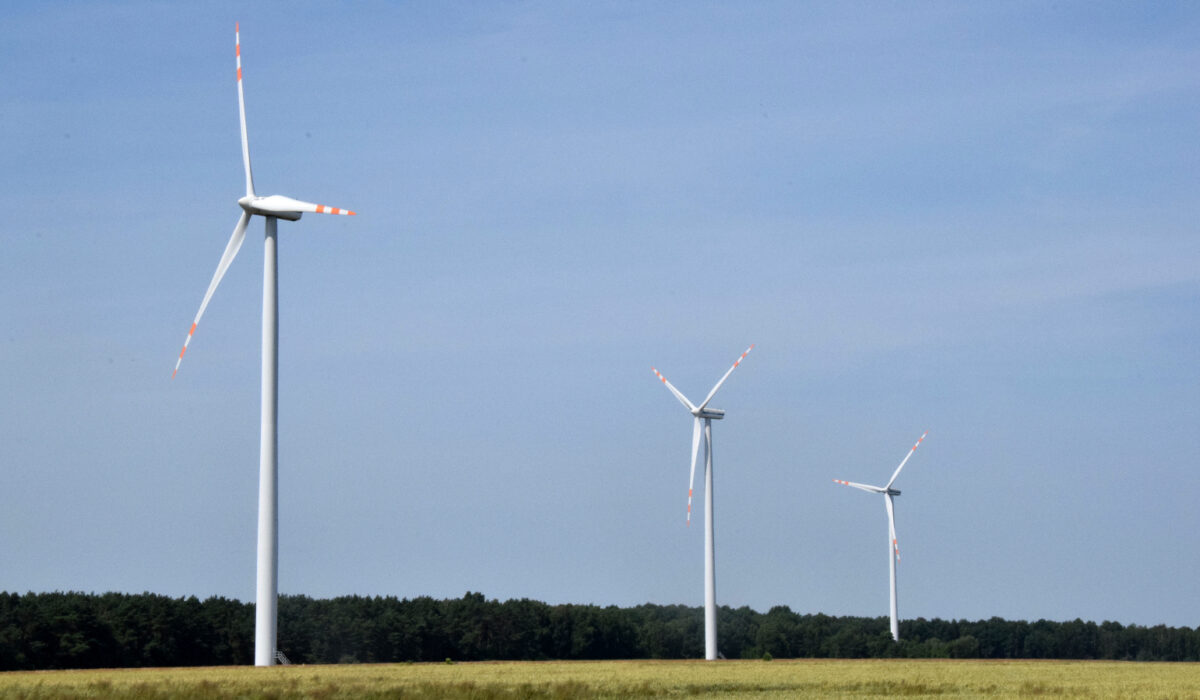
{"left": 651, "top": 345, "right": 754, "bottom": 661}
{"left": 173, "top": 24, "right": 356, "bottom": 667}
{"left": 833, "top": 431, "right": 928, "bottom": 642}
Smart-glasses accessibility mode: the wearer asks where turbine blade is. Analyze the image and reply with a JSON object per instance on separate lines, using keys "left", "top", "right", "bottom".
{"left": 886, "top": 430, "right": 928, "bottom": 489}
{"left": 236, "top": 23, "right": 255, "bottom": 197}
{"left": 885, "top": 494, "right": 899, "bottom": 564}
{"left": 687, "top": 416, "right": 701, "bottom": 526}
{"left": 173, "top": 211, "right": 251, "bottom": 378}
{"left": 698, "top": 344, "right": 754, "bottom": 410}
{"left": 652, "top": 367, "right": 697, "bottom": 412}
{"left": 310, "top": 203, "right": 357, "bottom": 216}
{"left": 833, "top": 479, "right": 885, "bottom": 494}
{"left": 252, "top": 195, "right": 357, "bottom": 216}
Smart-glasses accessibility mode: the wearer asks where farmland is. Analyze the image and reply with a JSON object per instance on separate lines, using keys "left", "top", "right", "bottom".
{"left": 2, "top": 659, "right": 1198, "bottom": 699}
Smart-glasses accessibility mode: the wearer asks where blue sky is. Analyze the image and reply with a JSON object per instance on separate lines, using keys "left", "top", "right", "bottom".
{"left": 2, "top": 1, "right": 1199, "bottom": 629}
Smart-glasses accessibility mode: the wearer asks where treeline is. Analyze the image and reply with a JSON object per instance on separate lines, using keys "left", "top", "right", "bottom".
{"left": 2, "top": 591, "right": 1198, "bottom": 670}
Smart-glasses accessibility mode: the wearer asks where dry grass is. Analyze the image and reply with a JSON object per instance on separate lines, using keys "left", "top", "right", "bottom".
{"left": 1, "top": 658, "right": 1197, "bottom": 699}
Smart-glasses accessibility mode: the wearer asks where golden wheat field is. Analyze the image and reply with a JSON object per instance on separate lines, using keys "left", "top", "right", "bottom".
{"left": 1, "top": 658, "right": 1198, "bottom": 699}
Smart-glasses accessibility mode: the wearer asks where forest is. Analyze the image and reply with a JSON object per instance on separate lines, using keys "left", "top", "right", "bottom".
{"left": 1, "top": 591, "right": 1197, "bottom": 670}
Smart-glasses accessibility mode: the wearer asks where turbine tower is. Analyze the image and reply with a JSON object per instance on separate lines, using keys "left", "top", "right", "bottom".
{"left": 651, "top": 345, "right": 753, "bottom": 661}
{"left": 833, "top": 431, "right": 928, "bottom": 642}
{"left": 173, "top": 24, "right": 356, "bottom": 667}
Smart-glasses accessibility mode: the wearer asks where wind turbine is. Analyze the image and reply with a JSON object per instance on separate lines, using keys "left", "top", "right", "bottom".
{"left": 833, "top": 430, "right": 928, "bottom": 642}
{"left": 651, "top": 345, "right": 753, "bottom": 661}
{"left": 173, "top": 24, "right": 356, "bottom": 667}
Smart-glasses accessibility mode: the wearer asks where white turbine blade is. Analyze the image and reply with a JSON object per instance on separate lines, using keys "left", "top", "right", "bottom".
{"left": 687, "top": 416, "right": 702, "bottom": 526}
{"left": 236, "top": 23, "right": 255, "bottom": 197}
{"left": 886, "top": 430, "right": 929, "bottom": 489}
{"left": 652, "top": 367, "right": 697, "bottom": 412}
{"left": 885, "top": 493, "right": 899, "bottom": 564}
{"left": 252, "top": 195, "right": 357, "bottom": 216}
{"left": 173, "top": 211, "right": 251, "bottom": 378}
{"left": 833, "top": 479, "right": 886, "bottom": 494}
{"left": 697, "top": 344, "right": 754, "bottom": 411}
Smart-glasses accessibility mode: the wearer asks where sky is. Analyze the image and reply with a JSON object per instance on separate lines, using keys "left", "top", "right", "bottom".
{"left": 2, "top": 1, "right": 1199, "bottom": 630}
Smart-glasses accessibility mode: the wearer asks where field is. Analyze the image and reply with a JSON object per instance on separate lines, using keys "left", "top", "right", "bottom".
{"left": 1, "top": 659, "right": 1198, "bottom": 699}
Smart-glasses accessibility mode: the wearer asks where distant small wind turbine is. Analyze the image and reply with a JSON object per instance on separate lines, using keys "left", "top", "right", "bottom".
{"left": 652, "top": 345, "right": 754, "bottom": 661}
{"left": 173, "top": 24, "right": 356, "bottom": 667}
{"left": 833, "top": 431, "right": 928, "bottom": 642}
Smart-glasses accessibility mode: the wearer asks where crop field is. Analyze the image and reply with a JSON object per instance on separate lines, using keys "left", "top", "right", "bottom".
{"left": 1, "top": 659, "right": 1198, "bottom": 699}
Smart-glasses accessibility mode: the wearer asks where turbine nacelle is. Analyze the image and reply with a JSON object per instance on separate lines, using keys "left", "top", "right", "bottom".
{"left": 831, "top": 481, "right": 900, "bottom": 497}
{"left": 693, "top": 407, "right": 725, "bottom": 420}
{"left": 238, "top": 196, "right": 302, "bottom": 221}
